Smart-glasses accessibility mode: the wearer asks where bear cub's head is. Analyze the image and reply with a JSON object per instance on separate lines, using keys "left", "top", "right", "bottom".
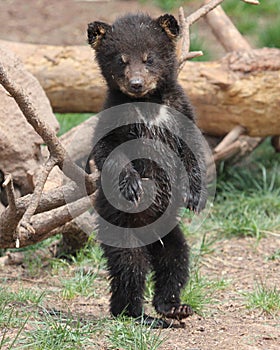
{"left": 88, "top": 13, "right": 180, "bottom": 98}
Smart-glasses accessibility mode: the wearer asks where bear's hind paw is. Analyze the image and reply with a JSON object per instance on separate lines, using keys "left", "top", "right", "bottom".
{"left": 157, "top": 303, "right": 194, "bottom": 320}
{"left": 135, "top": 314, "right": 169, "bottom": 328}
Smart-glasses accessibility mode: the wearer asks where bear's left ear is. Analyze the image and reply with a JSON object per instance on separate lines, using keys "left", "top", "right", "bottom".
{"left": 156, "top": 14, "right": 180, "bottom": 41}
{"left": 87, "top": 21, "right": 111, "bottom": 49}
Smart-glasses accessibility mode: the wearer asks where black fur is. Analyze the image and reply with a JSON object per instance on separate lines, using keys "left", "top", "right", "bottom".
{"left": 87, "top": 13, "right": 207, "bottom": 325}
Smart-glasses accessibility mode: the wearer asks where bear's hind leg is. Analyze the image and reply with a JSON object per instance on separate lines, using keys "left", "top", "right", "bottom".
{"left": 148, "top": 225, "right": 193, "bottom": 320}
{"left": 101, "top": 244, "right": 149, "bottom": 318}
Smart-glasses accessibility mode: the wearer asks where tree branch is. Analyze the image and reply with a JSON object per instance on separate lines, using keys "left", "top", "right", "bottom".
{"left": 0, "top": 51, "right": 97, "bottom": 247}
{"left": 2, "top": 174, "right": 17, "bottom": 213}
{"left": 214, "top": 125, "right": 246, "bottom": 153}
{"left": 0, "top": 60, "right": 94, "bottom": 191}
{"left": 15, "top": 192, "right": 97, "bottom": 249}
{"left": 0, "top": 172, "right": 98, "bottom": 247}
{"left": 177, "top": 0, "right": 259, "bottom": 71}
{"left": 17, "top": 157, "right": 57, "bottom": 238}
{"left": 204, "top": 2, "right": 251, "bottom": 52}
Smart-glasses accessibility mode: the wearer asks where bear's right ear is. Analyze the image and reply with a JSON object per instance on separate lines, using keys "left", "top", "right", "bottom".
{"left": 87, "top": 21, "right": 111, "bottom": 49}
{"left": 156, "top": 14, "right": 180, "bottom": 41}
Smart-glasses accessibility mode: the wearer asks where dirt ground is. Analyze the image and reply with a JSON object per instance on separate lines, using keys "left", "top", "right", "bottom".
{"left": 0, "top": 0, "right": 162, "bottom": 45}
{"left": 1, "top": 236, "right": 279, "bottom": 349}
{"left": 0, "top": 1, "right": 279, "bottom": 349}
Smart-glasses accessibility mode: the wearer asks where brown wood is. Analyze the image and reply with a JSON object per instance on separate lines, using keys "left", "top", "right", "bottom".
{"left": 1, "top": 40, "right": 279, "bottom": 137}
{"left": 214, "top": 125, "right": 246, "bottom": 153}
{"left": 187, "top": 48, "right": 280, "bottom": 137}
{"left": 204, "top": 4, "right": 251, "bottom": 52}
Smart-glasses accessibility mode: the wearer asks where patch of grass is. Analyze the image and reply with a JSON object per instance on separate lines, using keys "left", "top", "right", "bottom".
{"left": 55, "top": 113, "right": 93, "bottom": 136}
{"left": 0, "top": 305, "right": 31, "bottom": 350}
{"left": 224, "top": 0, "right": 280, "bottom": 16}
{"left": 259, "top": 21, "right": 280, "bottom": 48}
{"left": 266, "top": 249, "right": 280, "bottom": 261}
{"left": 0, "top": 286, "right": 44, "bottom": 308}
{"left": 60, "top": 270, "right": 98, "bottom": 300}
{"left": 202, "top": 141, "right": 280, "bottom": 239}
{"left": 7, "top": 235, "right": 61, "bottom": 277}
{"left": 243, "top": 283, "right": 280, "bottom": 316}
{"left": 107, "top": 315, "right": 165, "bottom": 350}
{"left": 212, "top": 164, "right": 280, "bottom": 239}
{"left": 71, "top": 236, "right": 106, "bottom": 269}
{"left": 49, "top": 257, "right": 72, "bottom": 274}
{"left": 50, "top": 238, "right": 106, "bottom": 275}
{"left": 181, "top": 270, "right": 229, "bottom": 315}
{"left": 0, "top": 288, "right": 44, "bottom": 349}
{"left": 0, "top": 303, "right": 26, "bottom": 331}
{"left": 191, "top": 232, "right": 217, "bottom": 259}
{"left": 19, "top": 309, "right": 96, "bottom": 350}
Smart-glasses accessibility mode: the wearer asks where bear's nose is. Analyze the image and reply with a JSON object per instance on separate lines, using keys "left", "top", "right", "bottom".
{"left": 129, "top": 77, "right": 144, "bottom": 92}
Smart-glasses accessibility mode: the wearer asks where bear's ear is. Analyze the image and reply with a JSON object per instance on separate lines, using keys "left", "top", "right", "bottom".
{"left": 87, "top": 21, "right": 111, "bottom": 49}
{"left": 156, "top": 14, "right": 180, "bottom": 41}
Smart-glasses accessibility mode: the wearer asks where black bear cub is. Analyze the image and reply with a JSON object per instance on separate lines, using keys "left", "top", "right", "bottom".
{"left": 87, "top": 13, "right": 207, "bottom": 326}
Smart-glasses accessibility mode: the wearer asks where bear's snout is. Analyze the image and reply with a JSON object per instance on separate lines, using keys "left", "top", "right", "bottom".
{"left": 129, "top": 77, "right": 144, "bottom": 92}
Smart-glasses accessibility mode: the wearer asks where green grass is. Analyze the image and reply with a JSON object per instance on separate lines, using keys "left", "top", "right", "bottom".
{"left": 60, "top": 270, "right": 98, "bottom": 300}
{"left": 243, "top": 283, "right": 280, "bottom": 316}
{"left": 199, "top": 140, "right": 280, "bottom": 240}
{"left": 55, "top": 113, "right": 93, "bottom": 136}
{"left": 182, "top": 269, "right": 229, "bottom": 315}
{"left": 70, "top": 235, "right": 106, "bottom": 269}
{"left": 106, "top": 316, "right": 165, "bottom": 350}
{"left": 266, "top": 249, "right": 280, "bottom": 261}
{"left": 0, "top": 287, "right": 44, "bottom": 349}
{"left": 18, "top": 309, "right": 97, "bottom": 349}
{"left": 258, "top": 21, "right": 280, "bottom": 48}
{"left": 0, "top": 286, "right": 44, "bottom": 307}
{"left": 0, "top": 306, "right": 31, "bottom": 350}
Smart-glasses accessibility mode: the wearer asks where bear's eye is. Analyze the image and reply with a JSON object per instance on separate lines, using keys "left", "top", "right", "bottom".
{"left": 146, "top": 55, "right": 154, "bottom": 65}
{"left": 117, "top": 54, "right": 128, "bottom": 66}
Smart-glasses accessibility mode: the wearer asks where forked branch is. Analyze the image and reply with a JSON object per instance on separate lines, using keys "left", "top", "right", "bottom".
{"left": 0, "top": 57, "right": 97, "bottom": 247}
{"left": 177, "top": 0, "right": 259, "bottom": 71}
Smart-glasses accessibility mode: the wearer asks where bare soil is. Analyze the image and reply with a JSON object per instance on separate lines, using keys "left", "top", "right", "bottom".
{"left": 1, "top": 236, "right": 279, "bottom": 349}
{"left": 0, "top": 1, "right": 279, "bottom": 349}
{"left": 0, "top": 0, "right": 161, "bottom": 45}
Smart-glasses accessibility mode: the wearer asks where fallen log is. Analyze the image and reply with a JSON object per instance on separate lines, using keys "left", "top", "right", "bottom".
{"left": 1, "top": 40, "right": 279, "bottom": 137}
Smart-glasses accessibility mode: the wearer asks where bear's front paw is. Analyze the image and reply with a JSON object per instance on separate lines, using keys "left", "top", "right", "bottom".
{"left": 185, "top": 190, "right": 207, "bottom": 213}
{"left": 119, "top": 168, "right": 143, "bottom": 204}
{"left": 156, "top": 302, "right": 193, "bottom": 320}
